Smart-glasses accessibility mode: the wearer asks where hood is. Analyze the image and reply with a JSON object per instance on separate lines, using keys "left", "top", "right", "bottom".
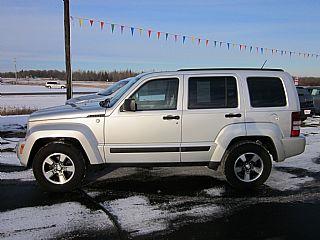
{"left": 29, "top": 101, "right": 108, "bottom": 122}
{"left": 65, "top": 93, "right": 106, "bottom": 105}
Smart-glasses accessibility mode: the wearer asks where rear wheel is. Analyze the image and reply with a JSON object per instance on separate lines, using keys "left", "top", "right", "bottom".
{"left": 33, "top": 142, "right": 86, "bottom": 192}
{"left": 223, "top": 141, "right": 272, "bottom": 190}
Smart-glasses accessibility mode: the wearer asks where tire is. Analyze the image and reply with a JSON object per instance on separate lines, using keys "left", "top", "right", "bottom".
{"left": 223, "top": 141, "right": 272, "bottom": 190}
{"left": 33, "top": 142, "right": 86, "bottom": 192}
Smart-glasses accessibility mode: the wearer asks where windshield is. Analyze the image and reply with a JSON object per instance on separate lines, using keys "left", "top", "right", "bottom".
{"left": 98, "top": 79, "right": 130, "bottom": 96}
{"left": 108, "top": 76, "right": 141, "bottom": 107}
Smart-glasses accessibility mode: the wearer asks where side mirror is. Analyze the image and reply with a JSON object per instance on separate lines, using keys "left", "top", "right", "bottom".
{"left": 122, "top": 98, "right": 136, "bottom": 111}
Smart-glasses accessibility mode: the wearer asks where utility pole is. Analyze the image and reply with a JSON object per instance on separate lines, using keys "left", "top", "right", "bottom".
{"left": 63, "top": 0, "right": 72, "bottom": 99}
{"left": 13, "top": 58, "right": 18, "bottom": 84}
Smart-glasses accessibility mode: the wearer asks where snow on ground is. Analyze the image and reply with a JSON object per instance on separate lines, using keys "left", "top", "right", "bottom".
{"left": 0, "top": 202, "right": 112, "bottom": 240}
{"left": 1, "top": 84, "right": 104, "bottom": 110}
{"left": 0, "top": 115, "right": 28, "bottom": 132}
{"left": 1, "top": 84, "right": 102, "bottom": 94}
{"left": 103, "top": 195, "right": 223, "bottom": 236}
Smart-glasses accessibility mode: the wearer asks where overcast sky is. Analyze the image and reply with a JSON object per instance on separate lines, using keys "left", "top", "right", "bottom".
{"left": 0, "top": 0, "right": 319, "bottom": 76}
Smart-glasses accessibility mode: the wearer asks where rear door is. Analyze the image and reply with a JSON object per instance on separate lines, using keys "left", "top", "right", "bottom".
{"left": 181, "top": 73, "right": 244, "bottom": 162}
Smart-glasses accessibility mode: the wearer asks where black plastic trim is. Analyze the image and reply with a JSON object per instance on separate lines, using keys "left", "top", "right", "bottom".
{"left": 110, "top": 146, "right": 210, "bottom": 153}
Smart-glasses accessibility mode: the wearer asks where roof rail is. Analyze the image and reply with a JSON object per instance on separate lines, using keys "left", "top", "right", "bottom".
{"left": 177, "top": 68, "right": 284, "bottom": 72}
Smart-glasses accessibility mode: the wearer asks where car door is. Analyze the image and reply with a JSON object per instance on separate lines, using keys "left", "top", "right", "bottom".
{"left": 181, "top": 73, "right": 244, "bottom": 162}
{"left": 104, "top": 76, "right": 183, "bottom": 163}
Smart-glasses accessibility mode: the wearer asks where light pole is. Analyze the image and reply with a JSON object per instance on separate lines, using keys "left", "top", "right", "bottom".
{"left": 13, "top": 58, "right": 18, "bottom": 84}
{"left": 63, "top": 0, "right": 72, "bottom": 99}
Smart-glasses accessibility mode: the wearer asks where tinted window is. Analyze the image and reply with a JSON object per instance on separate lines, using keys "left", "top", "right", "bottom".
{"left": 247, "top": 77, "right": 286, "bottom": 107}
{"left": 188, "top": 76, "right": 238, "bottom": 109}
{"left": 131, "top": 78, "right": 179, "bottom": 111}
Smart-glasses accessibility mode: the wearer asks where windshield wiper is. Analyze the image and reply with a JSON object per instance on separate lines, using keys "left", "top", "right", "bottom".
{"left": 99, "top": 98, "right": 111, "bottom": 108}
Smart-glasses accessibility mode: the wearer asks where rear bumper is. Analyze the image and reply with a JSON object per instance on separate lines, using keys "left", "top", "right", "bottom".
{"left": 281, "top": 136, "right": 306, "bottom": 159}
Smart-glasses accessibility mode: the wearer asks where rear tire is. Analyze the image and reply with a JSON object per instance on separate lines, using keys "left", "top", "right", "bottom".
{"left": 33, "top": 142, "right": 86, "bottom": 192}
{"left": 223, "top": 141, "right": 272, "bottom": 190}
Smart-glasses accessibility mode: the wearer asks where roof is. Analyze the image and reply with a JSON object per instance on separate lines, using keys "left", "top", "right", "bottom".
{"left": 177, "top": 68, "right": 284, "bottom": 72}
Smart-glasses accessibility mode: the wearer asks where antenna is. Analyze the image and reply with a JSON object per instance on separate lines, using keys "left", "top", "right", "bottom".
{"left": 261, "top": 60, "right": 267, "bottom": 69}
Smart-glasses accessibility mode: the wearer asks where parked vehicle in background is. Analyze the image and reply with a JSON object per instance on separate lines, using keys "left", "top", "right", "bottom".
{"left": 45, "top": 81, "right": 66, "bottom": 89}
{"left": 306, "top": 87, "right": 320, "bottom": 115}
{"left": 17, "top": 68, "right": 306, "bottom": 192}
{"left": 296, "top": 86, "right": 315, "bottom": 120}
{"left": 65, "top": 78, "right": 131, "bottom": 105}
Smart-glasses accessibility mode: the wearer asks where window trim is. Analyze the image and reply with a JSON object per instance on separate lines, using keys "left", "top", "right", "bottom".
{"left": 187, "top": 75, "right": 239, "bottom": 110}
{"left": 246, "top": 76, "right": 288, "bottom": 108}
{"left": 129, "top": 77, "right": 180, "bottom": 112}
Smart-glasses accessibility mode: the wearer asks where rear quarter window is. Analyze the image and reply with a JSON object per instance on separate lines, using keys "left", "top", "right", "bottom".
{"left": 247, "top": 77, "right": 287, "bottom": 108}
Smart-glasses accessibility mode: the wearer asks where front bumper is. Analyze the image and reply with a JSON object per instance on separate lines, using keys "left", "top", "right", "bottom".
{"left": 281, "top": 136, "right": 306, "bottom": 159}
{"left": 16, "top": 139, "right": 28, "bottom": 167}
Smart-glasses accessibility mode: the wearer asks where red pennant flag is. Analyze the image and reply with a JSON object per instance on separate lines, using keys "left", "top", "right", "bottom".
{"left": 89, "top": 19, "right": 94, "bottom": 26}
{"left": 205, "top": 39, "right": 209, "bottom": 46}
{"left": 121, "top": 25, "right": 124, "bottom": 34}
{"left": 148, "top": 30, "right": 152, "bottom": 38}
{"left": 157, "top": 32, "right": 161, "bottom": 39}
{"left": 240, "top": 45, "right": 243, "bottom": 51}
{"left": 100, "top": 21, "right": 104, "bottom": 30}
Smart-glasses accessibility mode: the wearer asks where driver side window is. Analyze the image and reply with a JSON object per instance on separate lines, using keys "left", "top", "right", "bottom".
{"left": 130, "top": 78, "right": 179, "bottom": 111}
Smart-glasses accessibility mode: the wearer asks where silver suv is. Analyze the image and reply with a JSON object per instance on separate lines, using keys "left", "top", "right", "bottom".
{"left": 17, "top": 68, "right": 306, "bottom": 192}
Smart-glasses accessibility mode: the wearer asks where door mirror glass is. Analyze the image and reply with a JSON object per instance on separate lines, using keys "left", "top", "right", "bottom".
{"left": 122, "top": 98, "right": 136, "bottom": 111}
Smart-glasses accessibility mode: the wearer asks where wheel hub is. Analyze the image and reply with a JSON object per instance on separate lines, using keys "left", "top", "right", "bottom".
{"left": 234, "top": 152, "right": 264, "bottom": 183}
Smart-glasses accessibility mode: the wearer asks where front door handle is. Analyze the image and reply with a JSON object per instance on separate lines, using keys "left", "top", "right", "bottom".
{"left": 163, "top": 115, "right": 180, "bottom": 120}
{"left": 225, "top": 113, "right": 242, "bottom": 118}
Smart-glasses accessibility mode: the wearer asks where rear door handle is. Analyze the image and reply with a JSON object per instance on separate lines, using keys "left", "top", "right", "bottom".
{"left": 225, "top": 113, "right": 242, "bottom": 118}
{"left": 163, "top": 115, "right": 180, "bottom": 120}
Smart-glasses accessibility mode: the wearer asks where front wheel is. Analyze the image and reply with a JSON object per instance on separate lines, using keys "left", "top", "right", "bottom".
{"left": 223, "top": 141, "right": 272, "bottom": 190}
{"left": 33, "top": 142, "right": 86, "bottom": 192}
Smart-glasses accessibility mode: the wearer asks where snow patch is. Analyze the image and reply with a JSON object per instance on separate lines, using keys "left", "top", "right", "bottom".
{"left": 103, "top": 195, "right": 223, "bottom": 236}
{"left": 0, "top": 202, "right": 110, "bottom": 240}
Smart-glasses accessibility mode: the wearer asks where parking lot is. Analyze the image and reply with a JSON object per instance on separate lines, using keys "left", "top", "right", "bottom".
{"left": 1, "top": 115, "right": 320, "bottom": 239}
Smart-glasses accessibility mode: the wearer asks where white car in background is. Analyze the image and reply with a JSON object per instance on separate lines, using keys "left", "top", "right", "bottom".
{"left": 65, "top": 78, "right": 131, "bottom": 105}
{"left": 45, "top": 81, "right": 66, "bottom": 89}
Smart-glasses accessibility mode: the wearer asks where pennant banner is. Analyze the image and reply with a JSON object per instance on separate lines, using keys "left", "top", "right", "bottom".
{"left": 72, "top": 16, "right": 319, "bottom": 60}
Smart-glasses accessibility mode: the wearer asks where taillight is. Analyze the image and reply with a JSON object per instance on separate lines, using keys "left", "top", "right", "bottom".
{"left": 291, "top": 112, "right": 301, "bottom": 137}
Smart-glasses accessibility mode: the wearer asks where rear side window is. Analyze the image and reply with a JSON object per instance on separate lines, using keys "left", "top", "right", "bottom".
{"left": 247, "top": 77, "right": 286, "bottom": 107}
{"left": 188, "top": 76, "right": 238, "bottom": 109}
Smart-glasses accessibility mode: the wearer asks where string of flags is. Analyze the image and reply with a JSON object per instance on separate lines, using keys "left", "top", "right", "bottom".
{"left": 71, "top": 16, "right": 319, "bottom": 60}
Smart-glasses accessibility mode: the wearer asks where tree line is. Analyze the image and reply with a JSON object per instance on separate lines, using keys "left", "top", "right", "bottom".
{"left": 0, "top": 69, "right": 140, "bottom": 82}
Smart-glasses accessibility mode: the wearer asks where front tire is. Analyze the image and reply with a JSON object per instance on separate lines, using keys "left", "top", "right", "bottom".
{"left": 223, "top": 141, "right": 272, "bottom": 190}
{"left": 33, "top": 142, "right": 86, "bottom": 192}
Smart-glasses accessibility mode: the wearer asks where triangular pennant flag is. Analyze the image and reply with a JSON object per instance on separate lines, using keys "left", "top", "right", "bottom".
{"left": 281, "top": 50, "right": 284, "bottom": 55}
{"left": 227, "top": 43, "right": 230, "bottom": 50}
{"left": 198, "top": 38, "right": 201, "bottom": 45}
{"left": 244, "top": 45, "right": 247, "bottom": 50}
{"left": 261, "top": 48, "right": 264, "bottom": 54}
{"left": 130, "top": 27, "right": 134, "bottom": 36}
{"left": 148, "top": 30, "right": 152, "bottom": 38}
{"left": 79, "top": 18, "right": 83, "bottom": 27}
{"left": 290, "top": 51, "right": 292, "bottom": 57}
{"left": 214, "top": 41, "right": 217, "bottom": 47}
{"left": 250, "top": 46, "right": 253, "bottom": 52}
{"left": 139, "top": 28, "right": 143, "bottom": 36}
{"left": 256, "top": 47, "right": 259, "bottom": 53}
{"left": 182, "top": 36, "right": 186, "bottom": 44}
{"left": 165, "top": 33, "right": 169, "bottom": 40}
{"left": 240, "top": 45, "right": 243, "bottom": 51}
{"left": 120, "top": 25, "right": 124, "bottom": 34}
{"left": 174, "top": 35, "right": 178, "bottom": 42}
{"left": 157, "top": 32, "right": 161, "bottom": 39}
{"left": 219, "top": 42, "right": 223, "bottom": 47}
{"left": 111, "top": 24, "right": 115, "bottom": 33}
{"left": 233, "top": 43, "right": 236, "bottom": 49}
{"left": 89, "top": 19, "right": 94, "bottom": 26}
{"left": 191, "top": 36, "right": 195, "bottom": 43}
{"left": 100, "top": 21, "right": 104, "bottom": 30}
{"left": 205, "top": 39, "right": 209, "bottom": 46}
